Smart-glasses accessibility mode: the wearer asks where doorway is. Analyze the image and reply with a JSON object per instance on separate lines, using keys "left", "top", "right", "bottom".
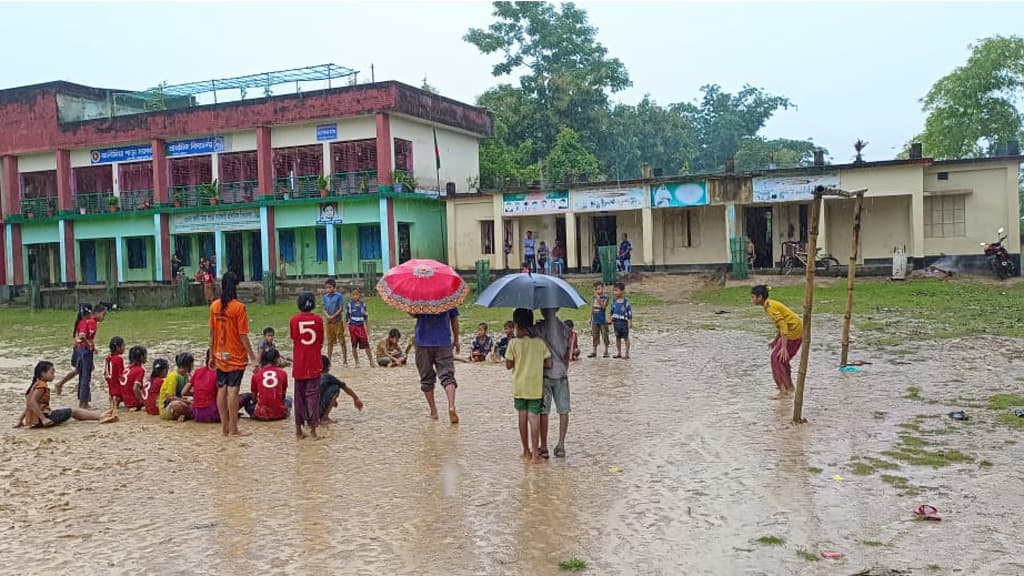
{"left": 397, "top": 223, "right": 411, "bottom": 264}
{"left": 249, "top": 231, "right": 263, "bottom": 281}
{"left": 80, "top": 240, "right": 98, "bottom": 285}
{"left": 592, "top": 215, "right": 617, "bottom": 248}
{"left": 226, "top": 232, "right": 245, "bottom": 281}
{"left": 745, "top": 207, "right": 773, "bottom": 268}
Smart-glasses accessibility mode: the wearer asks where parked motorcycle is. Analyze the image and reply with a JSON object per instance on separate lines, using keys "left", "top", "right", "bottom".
{"left": 782, "top": 241, "right": 841, "bottom": 275}
{"left": 981, "top": 227, "right": 1016, "bottom": 279}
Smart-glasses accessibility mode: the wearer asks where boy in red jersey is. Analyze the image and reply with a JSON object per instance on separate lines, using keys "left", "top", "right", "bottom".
{"left": 123, "top": 346, "right": 147, "bottom": 410}
{"left": 242, "top": 349, "right": 291, "bottom": 421}
{"left": 290, "top": 291, "right": 325, "bottom": 439}
{"left": 104, "top": 336, "right": 126, "bottom": 411}
{"left": 143, "top": 359, "right": 169, "bottom": 416}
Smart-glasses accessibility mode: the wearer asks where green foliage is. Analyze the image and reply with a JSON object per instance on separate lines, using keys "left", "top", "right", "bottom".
{"left": 544, "top": 127, "right": 601, "bottom": 183}
{"left": 755, "top": 535, "right": 785, "bottom": 546}
{"left": 917, "top": 35, "right": 1024, "bottom": 159}
{"left": 558, "top": 559, "right": 588, "bottom": 572}
{"left": 601, "top": 96, "right": 696, "bottom": 180}
{"left": 986, "top": 393, "right": 1024, "bottom": 410}
{"left": 734, "top": 137, "right": 825, "bottom": 172}
{"left": 796, "top": 550, "right": 820, "bottom": 562}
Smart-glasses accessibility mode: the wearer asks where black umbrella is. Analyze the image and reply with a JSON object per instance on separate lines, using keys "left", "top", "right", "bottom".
{"left": 474, "top": 273, "right": 586, "bottom": 310}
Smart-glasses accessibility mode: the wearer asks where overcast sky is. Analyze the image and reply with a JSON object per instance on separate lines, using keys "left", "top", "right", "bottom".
{"left": 2, "top": 2, "right": 1022, "bottom": 162}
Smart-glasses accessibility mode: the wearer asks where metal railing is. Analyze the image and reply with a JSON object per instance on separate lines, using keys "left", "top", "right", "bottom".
{"left": 120, "top": 189, "right": 154, "bottom": 211}
{"left": 274, "top": 175, "right": 322, "bottom": 198}
{"left": 171, "top": 185, "right": 209, "bottom": 208}
{"left": 21, "top": 196, "right": 55, "bottom": 217}
{"left": 76, "top": 192, "right": 117, "bottom": 214}
{"left": 331, "top": 170, "right": 379, "bottom": 195}
{"left": 220, "top": 180, "right": 259, "bottom": 204}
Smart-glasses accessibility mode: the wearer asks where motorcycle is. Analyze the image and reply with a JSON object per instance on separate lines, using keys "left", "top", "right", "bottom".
{"left": 981, "top": 227, "right": 1016, "bottom": 279}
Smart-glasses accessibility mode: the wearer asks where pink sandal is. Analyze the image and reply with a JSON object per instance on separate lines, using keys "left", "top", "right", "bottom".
{"left": 914, "top": 505, "right": 941, "bottom": 521}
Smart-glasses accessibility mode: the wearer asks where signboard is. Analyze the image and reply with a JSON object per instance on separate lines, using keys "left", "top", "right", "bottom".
{"left": 171, "top": 209, "right": 261, "bottom": 234}
{"left": 316, "top": 202, "right": 343, "bottom": 225}
{"left": 316, "top": 124, "right": 338, "bottom": 141}
{"left": 753, "top": 173, "right": 839, "bottom": 202}
{"left": 91, "top": 136, "right": 227, "bottom": 164}
{"left": 502, "top": 191, "right": 569, "bottom": 215}
{"left": 572, "top": 187, "right": 645, "bottom": 212}
{"left": 650, "top": 181, "right": 708, "bottom": 208}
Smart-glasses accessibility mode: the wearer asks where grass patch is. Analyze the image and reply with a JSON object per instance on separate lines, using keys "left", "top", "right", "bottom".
{"left": 851, "top": 462, "right": 876, "bottom": 476}
{"left": 979, "top": 460, "right": 994, "bottom": 468}
{"left": 807, "top": 466, "right": 823, "bottom": 474}
{"left": 698, "top": 322, "right": 718, "bottom": 331}
{"left": 865, "top": 457, "right": 900, "bottom": 471}
{"left": 796, "top": 550, "right": 820, "bottom": 562}
{"left": 897, "top": 421, "right": 921, "bottom": 432}
{"left": 880, "top": 474, "right": 910, "bottom": 489}
{"left": 987, "top": 394, "right": 1024, "bottom": 410}
{"left": 861, "top": 540, "right": 887, "bottom": 548}
{"left": 898, "top": 435, "right": 930, "bottom": 448}
{"left": 879, "top": 434, "right": 973, "bottom": 468}
{"left": 928, "top": 564, "right": 942, "bottom": 572}
{"left": 996, "top": 413, "right": 1024, "bottom": 429}
{"left": 904, "top": 387, "right": 922, "bottom": 401}
{"left": 755, "top": 535, "right": 785, "bottom": 546}
{"left": 558, "top": 559, "right": 587, "bottom": 572}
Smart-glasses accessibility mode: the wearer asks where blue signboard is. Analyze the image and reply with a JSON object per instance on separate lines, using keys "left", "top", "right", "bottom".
{"left": 91, "top": 136, "right": 226, "bottom": 164}
{"left": 90, "top": 145, "right": 152, "bottom": 164}
{"left": 650, "top": 181, "right": 708, "bottom": 208}
{"left": 166, "top": 136, "right": 225, "bottom": 157}
{"left": 316, "top": 124, "right": 338, "bottom": 141}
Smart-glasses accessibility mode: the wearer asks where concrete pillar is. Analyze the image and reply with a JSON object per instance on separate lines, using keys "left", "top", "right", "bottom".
{"left": 114, "top": 235, "right": 125, "bottom": 283}
{"left": 152, "top": 139, "right": 168, "bottom": 204}
{"left": 56, "top": 150, "right": 73, "bottom": 212}
{"left": 257, "top": 126, "right": 274, "bottom": 197}
{"left": 211, "top": 152, "right": 220, "bottom": 183}
{"left": 2, "top": 156, "right": 20, "bottom": 216}
{"left": 566, "top": 212, "right": 578, "bottom": 270}
{"left": 818, "top": 200, "right": 829, "bottom": 255}
{"left": 59, "top": 220, "right": 76, "bottom": 285}
{"left": 641, "top": 206, "right": 654, "bottom": 268}
{"left": 112, "top": 162, "right": 121, "bottom": 196}
{"left": 0, "top": 224, "right": 6, "bottom": 285}
{"left": 260, "top": 205, "right": 271, "bottom": 273}
{"left": 326, "top": 223, "right": 337, "bottom": 276}
{"left": 322, "top": 142, "right": 332, "bottom": 176}
{"left": 723, "top": 204, "right": 734, "bottom": 261}
{"left": 152, "top": 214, "right": 164, "bottom": 283}
{"left": 446, "top": 199, "right": 457, "bottom": 267}
{"left": 910, "top": 192, "right": 925, "bottom": 260}
{"left": 511, "top": 218, "right": 521, "bottom": 269}
{"left": 491, "top": 193, "right": 504, "bottom": 270}
{"left": 214, "top": 230, "right": 225, "bottom": 278}
{"left": 378, "top": 197, "right": 391, "bottom": 271}
{"left": 375, "top": 113, "right": 393, "bottom": 188}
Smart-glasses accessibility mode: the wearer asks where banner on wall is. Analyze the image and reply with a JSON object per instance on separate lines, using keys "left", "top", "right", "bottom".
{"left": 316, "top": 124, "right": 338, "bottom": 141}
{"left": 752, "top": 173, "right": 839, "bottom": 202}
{"left": 166, "top": 137, "right": 225, "bottom": 157}
{"left": 572, "top": 187, "right": 645, "bottom": 212}
{"left": 650, "top": 181, "right": 708, "bottom": 208}
{"left": 171, "top": 209, "right": 260, "bottom": 234}
{"left": 502, "top": 191, "right": 569, "bottom": 215}
{"left": 316, "top": 202, "right": 343, "bottom": 225}
{"left": 90, "top": 136, "right": 226, "bottom": 164}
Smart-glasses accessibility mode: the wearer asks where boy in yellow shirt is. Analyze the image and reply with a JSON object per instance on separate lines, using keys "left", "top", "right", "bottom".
{"left": 504, "top": 308, "right": 552, "bottom": 462}
{"left": 751, "top": 285, "right": 803, "bottom": 399}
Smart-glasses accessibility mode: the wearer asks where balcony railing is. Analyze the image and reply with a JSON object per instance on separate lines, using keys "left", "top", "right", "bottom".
{"left": 120, "top": 189, "right": 154, "bottom": 211}
{"left": 331, "top": 170, "right": 379, "bottom": 195}
{"left": 21, "top": 196, "right": 56, "bottom": 217}
{"left": 274, "top": 174, "right": 323, "bottom": 198}
{"left": 220, "top": 180, "right": 259, "bottom": 204}
{"left": 171, "top": 185, "right": 211, "bottom": 208}
{"left": 76, "top": 192, "right": 117, "bottom": 214}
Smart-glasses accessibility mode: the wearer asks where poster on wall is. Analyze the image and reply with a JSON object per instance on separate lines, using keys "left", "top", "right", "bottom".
{"left": 317, "top": 202, "right": 343, "bottom": 225}
{"left": 91, "top": 137, "right": 226, "bottom": 164}
{"left": 753, "top": 173, "right": 839, "bottom": 202}
{"left": 171, "top": 209, "right": 261, "bottom": 234}
{"left": 572, "top": 187, "right": 645, "bottom": 212}
{"left": 650, "top": 181, "right": 708, "bottom": 208}
{"left": 502, "top": 191, "right": 569, "bottom": 215}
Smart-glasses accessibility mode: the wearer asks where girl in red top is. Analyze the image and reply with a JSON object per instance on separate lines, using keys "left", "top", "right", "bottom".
{"left": 55, "top": 303, "right": 106, "bottom": 401}
{"left": 290, "top": 291, "right": 324, "bottom": 439}
{"left": 242, "top": 348, "right": 291, "bottom": 421}
{"left": 143, "top": 359, "right": 169, "bottom": 416}
{"left": 104, "top": 336, "right": 126, "bottom": 411}
{"left": 124, "top": 346, "right": 147, "bottom": 410}
{"left": 184, "top": 350, "right": 220, "bottom": 423}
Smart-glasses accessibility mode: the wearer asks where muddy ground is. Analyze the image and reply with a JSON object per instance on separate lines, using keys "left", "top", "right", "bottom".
{"left": 1, "top": 274, "right": 1022, "bottom": 575}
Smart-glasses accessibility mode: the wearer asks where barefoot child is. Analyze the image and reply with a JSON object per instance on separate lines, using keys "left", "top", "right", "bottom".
{"left": 104, "top": 337, "right": 127, "bottom": 411}
{"left": 376, "top": 328, "right": 411, "bottom": 367}
{"left": 242, "top": 349, "right": 291, "bottom": 421}
{"left": 143, "top": 359, "right": 169, "bottom": 416}
{"left": 322, "top": 278, "right": 348, "bottom": 367}
{"left": 15, "top": 361, "right": 117, "bottom": 428}
{"left": 319, "top": 355, "right": 364, "bottom": 424}
{"left": 159, "top": 353, "right": 193, "bottom": 421}
{"left": 345, "top": 288, "right": 373, "bottom": 367}
{"left": 505, "top": 308, "right": 552, "bottom": 462}
{"left": 470, "top": 323, "right": 494, "bottom": 362}
{"left": 492, "top": 320, "right": 514, "bottom": 362}
{"left": 751, "top": 285, "right": 803, "bottom": 399}
{"left": 258, "top": 327, "right": 292, "bottom": 367}
{"left": 290, "top": 291, "right": 325, "bottom": 439}
{"left": 184, "top": 350, "right": 220, "bottom": 423}
{"left": 588, "top": 282, "right": 610, "bottom": 358}
{"left": 55, "top": 303, "right": 92, "bottom": 396}
{"left": 530, "top": 308, "right": 572, "bottom": 458}
{"left": 124, "top": 346, "right": 147, "bottom": 410}
{"left": 565, "top": 320, "right": 581, "bottom": 361}
{"left": 608, "top": 282, "right": 633, "bottom": 359}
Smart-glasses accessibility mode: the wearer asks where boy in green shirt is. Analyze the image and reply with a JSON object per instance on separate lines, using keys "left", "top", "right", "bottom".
{"left": 505, "top": 308, "right": 552, "bottom": 463}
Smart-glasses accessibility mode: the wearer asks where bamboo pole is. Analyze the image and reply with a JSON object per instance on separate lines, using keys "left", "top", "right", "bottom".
{"left": 840, "top": 192, "right": 865, "bottom": 366}
{"left": 792, "top": 190, "right": 823, "bottom": 424}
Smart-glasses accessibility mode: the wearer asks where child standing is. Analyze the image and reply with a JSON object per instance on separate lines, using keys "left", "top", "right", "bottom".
{"left": 15, "top": 362, "right": 117, "bottom": 428}
{"left": 104, "top": 336, "right": 126, "bottom": 411}
{"left": 290, "top": 291, "right": 325, "bottom": 439}
{"left": 492, "top": 320, "right": 515, "bottom": 362}
{"left": 565, "top": 319, "right": 581, "bottom": 361}
{"left": 124, "top": 346, "right": 147, "bottom": 411}
{"left": 55, "top": 303, "right": 92, "bottom": 396}
{"left": 143, "top": 359, "right": 169, "bottom": 416}
{"left": 159, "top": 353, "right": 193, "bottom": 421}
{"left": 470, "top": 323, "right": 493, "bottom": 362}
{"left": 504, "top": 308, "right": 552, "bottom": 463}
{"left": 185, "top": 350, "right": 220, "bottom": 423}
{"left": 322, "top": 279, "right": 349, "bottom": 367}
{"left": 243, "top": 349, "right": 291, "bottom": 421}
{"left": 608, "top": 281, "right": 633, "bottom": 359}
{"left": 319, "top": 355, "right": 364, "bottom": 424}
{"left": 345, "top": 288, "right": 373, "bottom": 367}
{"left": 376, "top": 328, "right": 411, "bottom": 367}
{"left": 537, "top": 241, "right": 549, "bottom": 274}
{"left": 588, "top": 282, "right": 610, "bottom": 358}
{"left": 751, "top": 285, "right": 803, "bottom": 399}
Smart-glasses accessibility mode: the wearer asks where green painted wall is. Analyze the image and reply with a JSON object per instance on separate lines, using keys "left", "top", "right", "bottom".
{"left": 122, "top": 236, "right": 155, "bottom": 282}
{"left": 394, "top": 198, "right": 446, "bottom": 261}
{"left": 76, "top": 216, "right": 154, "bottom": 239}
{"left": 20, "top": 222, "right": 59, "bottom": 244}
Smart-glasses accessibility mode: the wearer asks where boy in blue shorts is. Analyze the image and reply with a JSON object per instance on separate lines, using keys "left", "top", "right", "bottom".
{"left": 588, "top": 281, "right": 610, "bottom": 358}
{"left": 608, "top": 281, "right": 633, "bottom": 359}
{"left": 505, "top": 308, "right": 551, "bottom": 463}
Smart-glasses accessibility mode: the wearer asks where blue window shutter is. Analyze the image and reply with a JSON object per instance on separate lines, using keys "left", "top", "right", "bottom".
{"left": 358, "top": 225, "right": 381, "bottom": 260}
{"left": 279, "top": 230, "right": 296, "bottom": 263}
{"left": 315, "top": 228, "right": 327, "bottom": 262}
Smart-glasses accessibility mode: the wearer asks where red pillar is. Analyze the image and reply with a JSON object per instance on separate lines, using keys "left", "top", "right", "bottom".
{"left": 257, "top": 126, "right": 274, "bottom": 196}
{"left": 375, "top": 113, "right": 393, "bottom": 189}
{"left": 158, "top": 213, "right": 172, "bottom": 282}
{"left": 2, "top": 156, "right": 20, "bottom": 216}
{"left": 63, "top": 220, "right": 76, "bottom": 285}
{"left": 152, "top": 139, "right": 168, "bottom": 204}
{"left": 10, "top": 224, "right": 23, "bottom": 285}
{"left": 56, "top": 149, "right": 73, "bottom": 212}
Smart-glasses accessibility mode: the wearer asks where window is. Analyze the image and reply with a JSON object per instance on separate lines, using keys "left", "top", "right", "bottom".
{"left": 173, "top": 236, "right": 192, "bottom": 266}
{"left": 315, "top": 228, "right": 328, "bottom": 262}
{"left": 119, "top": 162, "right": 153, "bottom": 193}
{"left": 73, "top": 165, "right": 113, "bottom": 194}
{"left": 336, "top": 230, "right": 344, "bottom": 261}
{"left": 394, "top": 138, "right": 413, "bottom": 173}
{"left": 937, "top": 172, "right": 949, "bottom": 181}
{"left": 126, "top": 238, "right": 147, "bottom": 269}
{"left": 279, "top": 230, "right": 296, "bottom": 263}
{"left": 480, "top": 220, "right": 495, "bottom": 254}
{"left": 664, "top": 210, "right": 701, "bottom": 249}
{"left": 924, "top": 195, "right": 966, "bottom": 238}
{"left": 358, "top": 225, "right": 382, "bottom": 260}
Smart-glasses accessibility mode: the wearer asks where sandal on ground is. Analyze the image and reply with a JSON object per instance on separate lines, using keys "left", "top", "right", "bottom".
{"left": 554, "top": 446, "right": 566, "bottom": 458}
{"left": 586, "top": 353, "right": 597, "bottom": 358}
{"left": 602, "top": 352, "right": 610, "bottom": 358}
{"left": 539, "top": 448, "right": 549, "bottom": 459}
{"left": 914, "top": 504, "right": 941, "bottom": 521}
{"left": 613, "top": 354, "right": 622, "bottom": 359}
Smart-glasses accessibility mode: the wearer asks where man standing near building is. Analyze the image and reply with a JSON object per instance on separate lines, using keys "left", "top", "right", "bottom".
{"left": 618, "top": 233, "right": 632, "bottom": 273}
{"left": 523, "top": 230, "right": 536, "bottom": 272}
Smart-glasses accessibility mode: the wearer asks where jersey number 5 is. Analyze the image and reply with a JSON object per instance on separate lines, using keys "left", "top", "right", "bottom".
{"left": 298, "top": 320, "right": 319, "bottom": 345}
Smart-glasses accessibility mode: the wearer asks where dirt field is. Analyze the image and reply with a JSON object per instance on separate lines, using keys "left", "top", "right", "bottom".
{"left": 1, "top": 275, "right": 1022, "bottom": 575}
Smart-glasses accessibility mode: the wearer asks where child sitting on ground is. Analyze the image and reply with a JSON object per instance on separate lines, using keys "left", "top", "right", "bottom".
{"left": 104, "top": 336, "right": 126, "bottom": 411}
{"left": 565, "top": 319, "right": 581, "bottom": 361}
{"left": 492, "top": 320, "right": 515, "bottom": 363}
{"left": 184, "top": 350, "right": 220, "bottom": 423}
{"left": 470, "top": 323, "right": 493, "bottom": 362}
{"left": 16, "top": 361, "right": 117, "bottom": 428}
{"left": 504, "top": 308, "right": 552, "bottom": 463}
{"left": 159, "top": 353, "right": 193, "bottom": 421}
{"left": 242, "top": 349, "right": 291, "bottom": 421}
{"left": 319, "top": 355, "right": 364, "bottom": 424}
{"left": 258, "top": 326, "right": 292, "bottom": 367}
{"left": 143, "top": 359, "right": 169, "bottom": 416}
{"left": 124, "top": 346, "right": 147, "bottom": 410}
{"left": 376, "top": 328, "right": 412, "bottom": 367}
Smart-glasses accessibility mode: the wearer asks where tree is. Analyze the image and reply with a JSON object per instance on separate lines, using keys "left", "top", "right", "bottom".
{"left": 420, "top": 76, "right": 438, "bottom": 94}
{"left": 599, "top": 96, "right": 697, "bottom": 180}
{"left": 734, "top": 137, "right": 825, "bottom": 172}
{"left": 917, "top": 35, "right": 1024, "bottom": 159}
{"left": 478, "top": 118, "right": 540, "bottom": 189}
{"left": 465, "top": 2, "right": 630, "bottom": 155}
{"left": 544, "top": 127, "right": 600, "bottom": 184}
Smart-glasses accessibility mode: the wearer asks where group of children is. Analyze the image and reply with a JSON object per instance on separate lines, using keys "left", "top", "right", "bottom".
{"left": 588, "top": 281, "right": 634, "bottom": 360}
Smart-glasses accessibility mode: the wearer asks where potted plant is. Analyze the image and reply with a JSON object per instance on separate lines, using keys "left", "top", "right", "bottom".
{"left": 317, "top": 174, "right": 330, "bottom": 198}
{"left": 107, "top": 195, "right": 120, "bottom": 213}
{"left": 142, "top": 199, "right": 152, "bottom": 210}
{"left": 26, "top": 210, "right": 35, "bottom": 219}
{"left": 391, "top": 170, "right": 417, "bottom": 193}
{"left": 46, "top": 198, "right": 55, "bottom": 217}
{"left": 199, "top": 180, "right": 219, "bottom": 206}
{"left": 358, "top": 176, "right": 369, "bottom": 194}
{"left": 173, "top": 191, "right": 185, "bottom": 208}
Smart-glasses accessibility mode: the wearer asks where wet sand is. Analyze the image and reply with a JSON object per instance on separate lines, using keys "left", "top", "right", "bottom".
{"left": 2, "top": 295, "right": 1023, "bottom": 575}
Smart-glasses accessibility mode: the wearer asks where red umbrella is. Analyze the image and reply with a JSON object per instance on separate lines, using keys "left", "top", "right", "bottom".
{"left": 376, "top": 259, "right": 469, "bottom": 315}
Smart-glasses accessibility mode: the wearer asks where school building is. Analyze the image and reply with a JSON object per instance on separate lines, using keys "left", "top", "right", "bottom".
{"left": 0, "top": 65, "right": 492, "bottom": 288}
{"left": 447, "top": 151, "right": 1022, "bottom": 274}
